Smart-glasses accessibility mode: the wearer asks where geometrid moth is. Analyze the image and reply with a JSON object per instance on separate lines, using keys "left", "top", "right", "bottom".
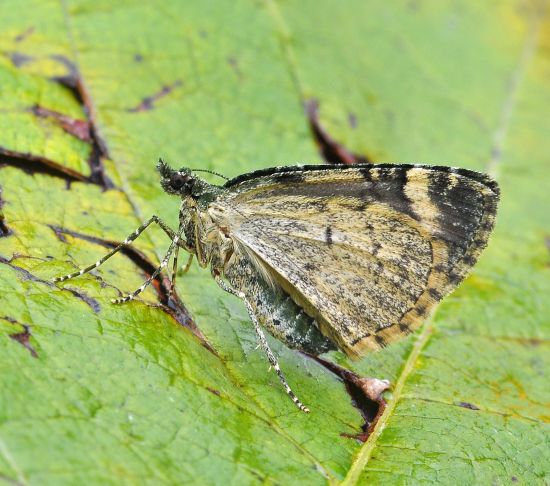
{"left": 54, "top": 160, "right": 499, "bottom": 412}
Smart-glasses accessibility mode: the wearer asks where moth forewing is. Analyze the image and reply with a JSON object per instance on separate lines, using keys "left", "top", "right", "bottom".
{"left": 221, "top": 164, "right": 499, "bottom": 358}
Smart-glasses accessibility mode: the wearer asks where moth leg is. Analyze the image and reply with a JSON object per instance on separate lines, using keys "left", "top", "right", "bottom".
{"left": 180, "top": 253, "right": 194, "bottom": 274}
{"left": 52, "top": 215, "right": 178, "bottom": 283}
{"left": 168, "top": 252, "right": 193, "bottom": 299}
{"left": 168, "top": 244, "right": 180, "bottom": 299}
{"left": 213, "top": 273, "right": 310, "bottom": 413}
{"left": 112, "top": 231, "right": 183, "bottom": 304}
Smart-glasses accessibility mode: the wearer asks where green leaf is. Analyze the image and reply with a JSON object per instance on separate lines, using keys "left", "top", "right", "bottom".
{"left": 0, "top": 1, "right": 548, "bottom": 485}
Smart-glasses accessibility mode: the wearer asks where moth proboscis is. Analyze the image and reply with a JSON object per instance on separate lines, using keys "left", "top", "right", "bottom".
{"left": 53, "top": 159, "right": 500, "bottom": 413}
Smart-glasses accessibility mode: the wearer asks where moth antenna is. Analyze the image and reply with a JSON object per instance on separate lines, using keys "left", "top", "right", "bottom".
{"left": 190, "top": 168, "right": 230, "bottom": 181}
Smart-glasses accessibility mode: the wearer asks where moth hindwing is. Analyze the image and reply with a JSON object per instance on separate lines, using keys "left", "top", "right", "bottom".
{"left": 54, "top": 161, "right": 499, "bottom": 412}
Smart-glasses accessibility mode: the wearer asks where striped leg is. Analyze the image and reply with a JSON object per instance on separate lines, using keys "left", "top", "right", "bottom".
{"left": 112, "top": 231, "right": 183, "bottom": 304}
{"left": 52, "top": 215, "right": 178, "bottom": 283}
{"left": 167, "top": 244, "right": 180, "bottom": 300}
{"left": 168, "top": 253, "right": 194, "bottom": 299}
{"left": 213, "top": 273, "right": 309, "bottom": 413}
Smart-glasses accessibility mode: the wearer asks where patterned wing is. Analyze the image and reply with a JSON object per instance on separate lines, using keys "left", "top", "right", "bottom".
{"left": 218, "top": 164, "right": 499, "bottom": 358}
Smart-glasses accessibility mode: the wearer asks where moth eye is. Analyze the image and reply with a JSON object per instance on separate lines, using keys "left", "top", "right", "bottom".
{"left": 170, "top": 173, "right": 188, "bottom": 190}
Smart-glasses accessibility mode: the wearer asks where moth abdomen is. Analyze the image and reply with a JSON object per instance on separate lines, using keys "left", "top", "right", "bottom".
{"left": 223, "top": 255, "right": 336, "bottom": 356}
{"left": 268, "top": 291, "right": 337, "bottom": 356}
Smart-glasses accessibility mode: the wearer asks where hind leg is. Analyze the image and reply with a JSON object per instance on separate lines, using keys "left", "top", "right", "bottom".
{"left": 212, "top": 272, "right": 309, "bottom": 413}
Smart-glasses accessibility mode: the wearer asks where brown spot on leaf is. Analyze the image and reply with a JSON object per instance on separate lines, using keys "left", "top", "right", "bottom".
{"left": 309, "top": 355, "right": 390, "bottom": 441}
{"left": 0, "top": 253, "right": 98, "bottom": 314}
{"left": 127, "top": 80, "right": 183, "bottom": 113}
{"left": 64, "top": 287, "right": 101, "bottom": 313}
{"left": 8, "top": 323, "right": 38, "bottom": 358}
{"left": 305, "top": 99, "right": 372, "bottom": 165}
{"left": 0, "top": 254, "right": 56, "bottom": 285}
{"left": 72, "top": 77, "right": 114, "bottom": 189}
{"left": 0, "top": 152, "right": 85, "bottom": 185}
{"left": 48, "top": 224, "right": 68, "bottom": 243}
{"left": 0, "top": 146, "right": 87, "bottom": 182}
{"left": 207, "top": 387, "right": 221, "bottom": 397}
{"left": 1, "top": 56, "right": 113, "bottom": 189}
{"left": 49, "top": 55, "right": 79, "bottom": 89}
{"left": 8, "top": 52, "right": 34, "bottom": 67}
{"left": 227, "top": 56, "right": 243, "bottom": 79}
{"left": 0, "top": 185, "right": 11, "bottom": 238}
{"left": 15, "top": 26, "right": 35, "bottom": 43}
{"left": 348, "top": 112, "right": 358, "bottom": 128}
{"left": 457, "top": 401, "right": 480, "bottom": 411}
{"left": 31, "top": 105, "right": 92, "bottom": 142}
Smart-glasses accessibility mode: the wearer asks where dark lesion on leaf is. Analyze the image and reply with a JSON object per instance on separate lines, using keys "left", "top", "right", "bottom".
{"left": 7, "top": 51, "right": 34, "bottom": 67}
{"left": 63, "top": 287, "right": 101, "bottom": 313}
{"left": 2, "top": 316, "right": 38, "bottom": 358}
{"left": 49, "top": 55, "right": 80, "bottom": 89}
{"left": 306, "top": 354, "right": 390, "bottom": 442}
{"left": 305, "top": 99, "right": 373, "bottom": 165}
{"left": 3, "top": 53, "right": 113, "bottom": 189}
{"left": 457, "top": 401, "right": 480, "bottom": 411}
{"left": 0, "top": 252, "right": 102, "bottom": 316}
{"left": 0, "top": 185, "right": 12, "bottom": 238}
{"left": 0, "top": 148, "right": 87, "bottom": 183}
{"left": 68, "top": 73, "right": 114, "bottom": 189}
{"left": 206, "top": 387, "right": 221, "bottom": 397}
{"left": 31, "top": 105, "right": 92, "bottom": 142}
{"left": 126, "top": 80, "right": 183, "bottom": 113}
{"left": 227, "top": 56, "right": 243, "bottom": 79}
{"left": 14, "top": 26, "right": 35, "bottom": 43}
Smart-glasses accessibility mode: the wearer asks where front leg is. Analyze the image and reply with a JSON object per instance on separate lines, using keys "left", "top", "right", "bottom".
{"left": 52, "top": 215, "right": 183, "bottom": 283}
{"left": 212, "top": 271, "right": 309, "bottom": 413}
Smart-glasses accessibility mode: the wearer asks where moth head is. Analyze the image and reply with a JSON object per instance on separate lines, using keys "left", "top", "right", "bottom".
{"left": 157, "top": 159, "right": 196, "bottom": 196}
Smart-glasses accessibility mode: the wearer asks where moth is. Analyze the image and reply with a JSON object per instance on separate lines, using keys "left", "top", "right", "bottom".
{"left": 54, "top": 160, "right": 499, "bottom": 412}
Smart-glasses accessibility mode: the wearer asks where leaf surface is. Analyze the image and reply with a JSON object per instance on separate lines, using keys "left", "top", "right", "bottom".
{"left": 0, "top": 1, "right": 548, "bottom": 485}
